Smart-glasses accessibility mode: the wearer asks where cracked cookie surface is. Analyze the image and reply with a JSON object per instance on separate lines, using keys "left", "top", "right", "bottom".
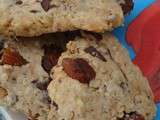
{"left": 0, "top": 0, "right": 124, "bottom": 37}
{"left": 48, "top": 32, "right": 156, "bottom": 120}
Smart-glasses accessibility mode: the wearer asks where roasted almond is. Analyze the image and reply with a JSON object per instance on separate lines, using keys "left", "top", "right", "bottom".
{"left": 1, "top": 48, "right": 27, "bottom": 66}
{"left": 62, "top": 58, "right": 96, "bottom": 84}
{"left": 0, "top": 87, "right": 8, "bottom": 98}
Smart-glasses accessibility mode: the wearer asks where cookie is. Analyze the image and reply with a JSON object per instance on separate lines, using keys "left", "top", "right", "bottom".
{"left": 0, "top": 31, "right": 83, "bottom": 120}
{"left": 0, "top": 35, "right": 62, "bottom": 120}
{"left": 0, "top": 0, "right": 124, "bottom": 37}
{"left": 48, "top": 32, "right": 156, "bottom": 120}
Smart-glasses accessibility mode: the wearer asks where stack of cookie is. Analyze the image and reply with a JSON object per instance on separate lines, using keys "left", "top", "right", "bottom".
{"left": 0, "top": 0, "right": 156, "bottom": 120}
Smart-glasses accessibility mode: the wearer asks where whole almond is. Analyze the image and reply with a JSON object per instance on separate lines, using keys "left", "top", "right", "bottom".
{"left": 62, "top": 58, "right": 96, "bottom": 84}
{"left": 1, "top": 48, "right": 27, "bottom": 66}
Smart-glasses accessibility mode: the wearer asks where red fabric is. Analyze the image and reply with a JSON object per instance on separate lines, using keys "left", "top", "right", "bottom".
{"left": 126, "top": 1, "right": 160, "bottom": 102}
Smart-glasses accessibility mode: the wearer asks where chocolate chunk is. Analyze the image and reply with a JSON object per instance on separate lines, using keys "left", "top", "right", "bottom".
{"left": 85, "top": 46, "right": 106, "bottom": 62}
{"left": 119, "top": 82, "right": 128, "bottom": 90}
{"left": 118, "top": 112, "right": 145, "bottom": 120}
{"left": 62, "top": 58, "right": 96, "bottom": 84}
{"left": 120, "top": 0, "right": 134, "bottom": 15}
{"left": 15, "top": 0, "right": 23, "bottom": 5}
{"left": 41, "top": 45, "right": 62, "bottom": 73}
{"left": 30, "top": 10, "right": 39, "bottom": 13}
{"left": 35, "top": 81, "right": 49, "bottom": 90}
{"left": 52, "top": 100, "right": 58, "bottom": 110}
{"left": 0, "top": 39, "right": 4, "bottom": 51}
{"left": 41, "top": 0, "right": 51, "bottom": 12}
{"left": 32, "top": 79, "right": 51, "bottom": 91}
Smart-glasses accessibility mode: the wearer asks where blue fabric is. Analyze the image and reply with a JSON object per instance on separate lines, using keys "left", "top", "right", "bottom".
{"left": 113, "top": 0, "right": 155, "bottom": 60}
{"left": 155, "top": 103, "right": 160, "bottom": 120}
{"left": 112, "top": 0, "right": 159, "bottom": 120}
